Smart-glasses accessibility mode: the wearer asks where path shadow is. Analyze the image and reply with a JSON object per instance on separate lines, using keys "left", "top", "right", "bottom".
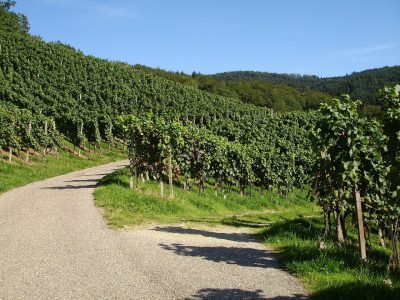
{"left": 78, "top": 173, "right": 108, "bottom": 177}
{"left": 185, "top": 288, "right": 306, "bottom": 299}
{"left": 272, "top": 296, "right": 308, "bottom": 300}
{"left": 159, "top": 243, "right": 280, "bottom": 268}
{"left": 221, "top": 219, "right": 271, "bottom": 228}
{"left": 184, "top": 288, "right": 264, "bottom": 299}
{"left": 65, "top": 179, "right": 98, "bottom": 183}
{"left": 44, "top": 184, "right": 96, "bottom": 190}
{"left": 153, "top": 226, "right": 255, "bottom": 243}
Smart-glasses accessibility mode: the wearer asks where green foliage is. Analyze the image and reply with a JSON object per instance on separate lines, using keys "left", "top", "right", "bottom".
{"left": 0, "top": 103, "right": 59, "bottom": 152}
{"left": 312, "top": 95, "right": 390, "bottom": 227}
{"left": 0, "top": 1, "right": 29, "bottom": 33}
{"left": 16, "top": 12, "right": 28, "bottom": 33}
{"left": 135, "top": 65, "right": 332, "bottom": 111}
{"left": 215, "top": 67, "right": 400, "bottom": 105}
{"left": 0, "top": 29, "right": 277, "bottom": 153}
{"left": 0, "top": 1, "right": 16, "bottom": 10}
{"left": 312, "top": 92, "right": 400, "bottom": 271}
{"left": 118, "top": 111, "right": 317, "bottom": 194}
{"left": 381, "top": 85, "right": 400, "bottom": 189}
{"left": 135, "top": 66, "right": 400, "bottom": 109}
{"left": 313, "top": 95, "right": 388, "bottom": 199}
{"left": 0, "top": 6, "right": 20, "bottom": 32}
{"left": 135, "top": 65, "right": 400, "bottom": 114}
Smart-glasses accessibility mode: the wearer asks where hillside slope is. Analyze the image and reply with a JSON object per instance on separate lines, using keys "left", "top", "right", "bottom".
{"left": 135, "top": 65, "right": 332, "bottom": 111}
{"left": 135, "top": 65, "right": 400, "bottom": 111}
{"left": 0, "top": 30, "right": 269, "bottom": 151}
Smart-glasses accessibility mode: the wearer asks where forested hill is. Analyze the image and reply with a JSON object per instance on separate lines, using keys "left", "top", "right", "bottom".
{"left": 214, "top": 67, "right": 400, "bottom": 105}
{"left": 135, "top": 65, "right": 400, "bottom": 111}
{"left": 135, "top": 65, "right": 332, "bottom": 111}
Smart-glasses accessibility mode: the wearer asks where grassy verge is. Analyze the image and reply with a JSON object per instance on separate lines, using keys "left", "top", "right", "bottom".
{"left": 95, "top": 167, "right": 400, "bottom": 299}
{"left": 0, "top": 142, "right": 126, "bottom": 194}
{"left": 257, "top": 219, "right": 400, "bottom": 299}
{"left": 94, "top": 168, "right": 318, "bottom": 227}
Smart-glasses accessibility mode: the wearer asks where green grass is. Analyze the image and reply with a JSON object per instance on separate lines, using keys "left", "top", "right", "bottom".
{"left": 0, "top": 142, "right": 126, "bottom": 194}
{"left": 257, "top": 218, "right": 400, "bottom": 299}
{"left": 94, "top": 168, "right": 319, "bottom": 228}
{"left": 95, "top": 167, "right": 400, "bottom": 299}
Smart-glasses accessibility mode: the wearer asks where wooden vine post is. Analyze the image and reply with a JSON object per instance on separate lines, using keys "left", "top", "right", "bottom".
{"left": 378, "top": 228, "right": 386, "bottom": 248}
{"left": 389, "top": 222, "right": 400, "bottom": 269}
{"left": 26, "top": 120, "right": 32, "bottom": 162}
{"left": 78, "top": 121, "right": 84, "bottom": 157}
{"left": 43, "top": 120, "right": 48, "bottom": 156}
{"left": 159, "top": 153, "right": 164, "bottom": 197}
{"left": 8, "top": 147, "right": 12, "bottom": 163}
{"left": 168, "top": 150, "right": 174, "bottom": 200}
{"left": 129, "top": 135, "right": 138, "bottom": 189}
{"left": 109, "top": 121, "right": 113, "bottom": 149}
{"left": 53, "top": 119, "right": 58, "bottom": 156}
{"left": 160, "top": 179, "right": 164, "bottom": 197}
{"left": 7, "top": 117, "right": 15, "bottom": 162}
{"left": 355, "top": 188, "right": 367, "bottom": 261}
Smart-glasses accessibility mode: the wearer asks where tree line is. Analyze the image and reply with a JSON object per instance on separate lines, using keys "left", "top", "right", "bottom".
{"left": 135, "top": 65, "right": 332, "bottom": 111}
{"left": 214, "top": 67, "right": 400, "bottom": 106}
{"left": 0, "top": 1, "right": 29, "bottom": 33}
{"left": 133, "top": 66, "right": 400, "bottom": 113}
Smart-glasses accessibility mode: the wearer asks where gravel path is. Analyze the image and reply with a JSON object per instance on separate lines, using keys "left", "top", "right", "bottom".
{"left": 0, "top": 160, "right": 307, "bottom": 299}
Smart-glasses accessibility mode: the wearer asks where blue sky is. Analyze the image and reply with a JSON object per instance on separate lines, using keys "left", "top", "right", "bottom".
{"left": 15, "top": 0, "right": 400, "bottom": 77}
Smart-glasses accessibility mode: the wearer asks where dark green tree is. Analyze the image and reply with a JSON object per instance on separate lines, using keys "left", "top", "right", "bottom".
{"left": 17, "top": 12, "right": 29, "bottom": 33}
{"left": 0, "top": 0, "right": 16, "bottom": 11}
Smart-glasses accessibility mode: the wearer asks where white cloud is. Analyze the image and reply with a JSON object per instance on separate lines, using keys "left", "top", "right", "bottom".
{"left": 332, "top": 43, "right": 399, "bottom": 57}
{"left": 40, "top": 0, "right": 136, "bottom": 21}
{"left": 95, "top": 4, "right": 135, "bottom": 19}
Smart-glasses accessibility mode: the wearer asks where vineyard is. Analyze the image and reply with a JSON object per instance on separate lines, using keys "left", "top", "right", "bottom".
{"left": 118, "top": 89, "right": 399, "bottom": 269}
{"left": 0, "top": 28, "right": 317, "bottom": 195}
{"left": 118, "top": 111, "right": 318, "bottom": 197}
{"left": 0, "top": 1, "right": 400, "bottom": 295}
{"left": 0, "top": 30, "right": 273, "bottom": 157}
